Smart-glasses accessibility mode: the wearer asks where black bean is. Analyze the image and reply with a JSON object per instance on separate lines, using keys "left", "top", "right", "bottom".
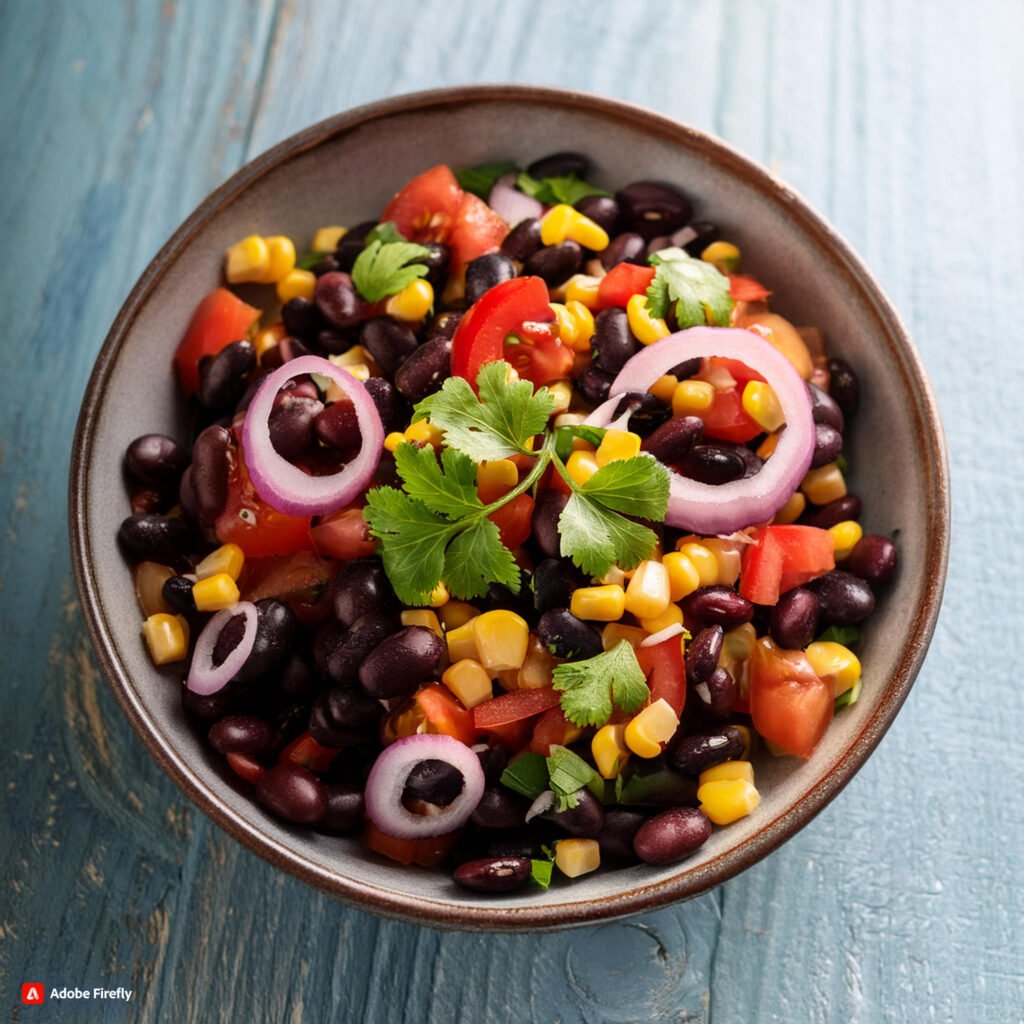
{"left": 681, "top": 222, "right": 719, "bottom": 257}
{"left": 178, "top": 466, "right": 199, "bottom": 522}
{"left": 197, "top": 340, "right": 256, "bottom": 412}
{"left": 358, "top": 626, "right": 445, "bottom": 699}
{"left": 333, "top": 221, "right": 375, "bottom": 271}
{"left": 645, "top": 235, "right": 673, "bottom": 258}
{"left": 576, "top": 365, "right": 614, "bottom": 406}
{"left": 611, "top": 392, "right": 671, "bottom": 437}
{"left": 598, "top": 808, "right": 647, "bottom": 864}
{"left": 313, "top": 620, "right": 348, "bottom": 678}
{"left": 312, "top": 255, "right": 341, "bottom": 277}
{"left": 643, "top": 416, "right": 704, "bottom": 464}
{"left": 531, "top": 489, "right": 567, "bottom": 559}
{"left": 722, "top": 442, "right": 764, "bottom": 479}
{"left": 685, "top": 626, "right": 724, "bottom": 685}
{"left": 268, "top": 395, "right": 323, "bottom": 461}
{"left": 191, "top": 424, "right": 231, "bottom": 523}
{"left": 420, "top": 242, "right": 451, "bottom": 294}
{"left": 617, "top": 766, "right": 698, "bottom": 807}
{"left": 537, "top": 609, "right": 603, "bottom": 660}
{"left": 523, "top": 241, "right": 583, "bottom": 286}
{"left": 117, "top": 513, "right": 190, "bottom": 563}
{"left": 689, "top": 666, "right": 736, "bottom": 721}
{"left": 269, "top": 701, "right": 310, "bottom": 755}
{"left": 317, "top": 783, "right": 365, "bottom": 835}
{"left": 807, "top": 571, "right": 876, "bottom": 625}
{"left": 541, "top": 788, "right": 605, "bottom": 837}
{"left": 533, "top": 559, "right": 578, "bottom": 614}
{"left": 477, "top": 747, "right": 511, "bottom": 787}
{"left": 845, "top": 535, "right": 898, "bottom": 587}
{"left": 312, "top": 329, "right": 353, "bottom": 356}
{"left": 827, "top": 358, "right": 860, "bottom": 416}
{"left": 182, "top": 682, "right": 233, "bottom": 722}
{"left": 599, "top": 231, "right": 647, "bottom": 271}
{"left": 615, "top": 181, "right": 692, "bottom": 240}
{"left": 800, "top": 493, "right": 863, "bottom": 528}
{"left": 453, "top": 856, "right": 532, "bottom": 894}
{"left": 633, "top": 807, "right": 712, "bottom": 865}
{"left": 427, "top": 311, "right": 464, "bottom": 342}
{"left": 281, "top": 297, "right": 324, "bottom": 339}
{"left": 255, "top": 763, "right": 327, "bottom": 824}
{"left": 327, "top": 613, "right": 396, "bottom": 685}
{"left": 676, "top": 445, "right": 747, "bottom": 484}
{"left": 465, "top": 252, "right": 518, "bottom": 305}
{"left": 681, "top": 586, "right": 754, "bottom": 627}
{"left": 591, "top": 307, "right": 638, "bottom": 373}
{"left": 667, "top": 726, "right": 746, "bottom": 776}
{"left": 308, "top": 686, "right": 382, "bottom": 747}
{"left": 501, "top": 218, "right": 543, "bottom": 262}
{"left": 125, "top": 434, "right": 189, "bottom": 490}
{"left": 394, "top": 335, "right": 452, "bottom": 403}
{"left": 808, "top": 383, "right": 844, "bottom": 432}
{"left": 811, "top": 423, "right": 843, "bottom": 469}
{"left": 314, "top": 400, "right": 361, "bottom": 459}
{"left": 770, "top": 588, "right": 821, "bottom": 649}
{"left": 279, "top": 654, "right": 317, "bottom": 701}
{"left": 404, "top": 759, "right": 465, "bottom": 807}
{"left": 575, "top": 194, "right": 620, "bottom": 233}
{"left": 471, "top": 787, "right": 529, "bottom": 830}
{"left": 208, "top": 715, "right": 274, "bottom": 756}
{"left": 527, "top": 151, "right": 589, "bottom": 179}
{"left": 315, "top": 271, "right": 366, "bottom": 329}
{"left": 233, "top": 599, "right": 296, "bottom": 684}
{"left": 362, "top": 376, "right": 407, "bottom": 434}
{"left": 480, "top": 573, "right": 536, "bottom": 625}
{"left": 162, "top": 575, "right": 197, "bottom": 615}
{"left": 359, "top": 316, "right": 418, "bottom": 377}
{"left": 333, "top": 559, "right": 395, "bottom": 626}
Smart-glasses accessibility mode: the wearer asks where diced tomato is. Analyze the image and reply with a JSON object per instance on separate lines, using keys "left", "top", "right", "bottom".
{"left": 415, "top": 684, "right": 479, "bottom": 746}
{"left": 529, "top": 706, "right": 582, "bottom": 757}
{"left": 216, "top": 449, "right": 314, "bottom": 558}
{"left": 380, "top": 164, "right": 464, "bottom": 244}
{"left": 740, "top": 525, "right": 835, "bottom": 605}
{"left": 279, "top": 732, "right": 339, "bottom": 773}
{"left": 482, "top": 718, "right": 534, "bottom": 752}
{"left": 636, "top": 636, "right": 686, "bottom": 717}
{"left": 364, "top": 822, "right": 459, "bottom": 867}
{"left": 729, "top": 274, "right": 772, "bottom": 302}
{"left": 540, "top": 464, "right": 572, "bottom": 496}
{"left": 693, "top": 388, "right": 760, "bottom": 443}
{"left": 749, "top": 637, "right": 832, "bottom": 758}
{"left": 448, "top": 192, "right": 509, "bottom": 274}
{"left": 225, "top": 752, "right": 265, "bottom": 784}
{"left": 488, "top": 493, "right": 534, "bottom": 551}
{"left": 472, "top": 688, "right": 562, "bottom": 730}
{"left": 174, "top": 288, "right": 260, "bottom": 395}
{"left": 310, "top": 505, "right": 377, "bottom": 560}
{"left": 595, "top": 263, "right": 656, "bottom": 311}
{"left": 236, "top": 549, "right": 336, "bottom": 625}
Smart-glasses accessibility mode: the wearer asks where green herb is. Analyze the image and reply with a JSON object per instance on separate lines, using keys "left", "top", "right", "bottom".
{"left": 500, "top": 752, "right": 549, "bottom": 800}
{"left": 365, "top": 221, "right": 407, "bottom": 246}
{"left": 546, "top": 745, "right": 601, "bottom": 811}
{"left": 309, "top": 372, "right": 333, "bottom": 393}
{"left": 530, "top": 857, "right": 554, "bottom": 889}
{"left": 456, "top": 161, "right": 517, "bottom": 198}
{"left": 295, "top": 251, "right": 325, "bottom": 270}
{"left": 616, "top": 765, "right": 696, "bottom": 806}
{"left": 551, "top": 641, "right": 650, "bottom": 728}
{"left": 515, "top": 170, "right": 611, "bottom": 206}
{"left": 836, "top": 453, "right": 850, "bottom": 474}
{"left": 553, "top": 424, "right": 607, "bottom": 462}
{"left": 351, "top": 239, "right": 430, "bottom": 302}
{"left": 645, "top": 246, "right": 733, "bottom": 328}
{"left": 835, "top": 678, "right": 862, "bottom": 710}
{"left": 817, "top": 625, "right": 861, "bottom": 648}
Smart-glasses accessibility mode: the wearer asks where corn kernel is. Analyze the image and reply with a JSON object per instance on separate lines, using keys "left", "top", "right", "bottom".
{"left": 383, "top": 431, "right": 406, "bottom": 453}
{"left": 472, "top": 610, "right": 530, "bottom": 672}
{"left": 701, "top": 240, "right": 741, "bottom": 274}
{"left": 428, "top": 581, "right": 450, "bottom": 608}
{"left": 547, "top": 380, "right": 573, "bottom": 415}
{"left": 477, "top": 459, "right": 519, "bottom": 503}
{"left": 649, "top": 374, "right": 678, "bottom": 403}
{"left": 570, "top": 584, "right": 626, "bottom": 622}
{"left": 599, "top": 564, "right": 628, "bottom": 588}
{"left": 564, "top": 274, "right": 601, "bottom": 309}
{"left": 805, "top": 640, "right": 862, "bottom": 695}
{"left": 254, "top": 323, "right": 285, "bottom": 360}
{"left": 330, "top": 345, "right": 380, "bottom": 378}
{"left": 555, "top": 838, "right": 601, "bottom": 878}
{"left": 756, "top": 432, "right": 780, "bottom": 460}
{"left": 801, "top": 463, "right": 847, "bottom": 505}
{"left": 702, "top": 537, "right": 743, "bottom": 586}
{"left": 773, "top": 490, "right": 806, "bottom": 525}
{"left": 225, "top": 234, "right": 269, "bottom": 284}
{"left": 312, "top": 225, "right": 347, "bottom": 252}
{"left": 191, "top": 573, "right": 240, "bottom": 612}
{"left": 439, "top": 600, "right": 479, "bottom": 631}
{"left": 400, "top": 609, "right": 443, "bottom": 639}
{"left": 828, "top": 520, "right": 863, "bottom": 561}
{"left": 698, "top": 778, "right": 761, "bottom": 825}
{"left": 624, "top": 698, "right": 680, "bottom": 758}
{"left": 627, "top": 292, "right": 670, "bottom": 345}
{"left": 142, "top": 613, "right": 188, "bottom": 665}
{"left": 601, "top": 622, "right": 646, "bottom": 650}
{"left": 676, "top": 542, "right": 718, "bottom": 586}
{"left": 134, "top": 561, "right": 175, "bottom": 618}
{"left": 276, "top": 268, "right": 316, "bottom": 303}
{"left": 638, "top": 602, "right": 684, "bottom": 635}
{"left": 566, "top": 449, "right": 600, "bottom": 486}
{"left": 672, "top": 379, "right": 715, "bottom": 415}
{"left": 386, "top": 278, "right": 434, "bottom": 321}
{"left": 592, "top": 724, "right": 631, "bottom": 779}
{"left": 565, "top": 300, "right": 595, "bottom": 350}
{"left": 195, "top": 543, "right": 245, "bottom": 582}
{"left": 722, "top": 623, "right": 756, "bottom": 663}
{"left": 662, "top": 551, "right": 701, "bottom": 601}
{"left": 516, "top": 637, "right": 556, "bottom": 690}
{"left": 259, "top": 235, "right": 297, "bottom": 284}
{"left": 550, "top": 302, "right": 576, "bottom": 347}
{"left": 699, "top": 760, "right": 755, "bottom": 787}
{"left": 442, "top": 658, "right": 494, "bottom": 709}
{"left": 445, "top": 620, "right": 479, "bottom": 662}
{"left": 540, "top": 203, "right": 577, "bottom": 246}
{"left": 404, "top": 419, "right": 444, "bottom": 448}
{"left": 742, "top": 381, "right": 786, "bottom": 432}
{"left": 566, "top": 211, "right": 610, "bottom": 252}
{"left": 624, "top": 560, "right": 672, "bottom": 620}
{"left": 594, "top": 429, "right": 641, "bottom": 468}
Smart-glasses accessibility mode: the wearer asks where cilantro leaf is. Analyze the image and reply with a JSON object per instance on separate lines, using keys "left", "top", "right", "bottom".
{"left": 551, "top": 641, "right": 650, "bottom": 728}
{"left": 582, "top": 456, "right": 669, "bottom": 521}
{"left": 645, "top": 247, "right": 733, "bottom": 327}
{"left": 456, "top": 161, "right": 516, "bottom": 198}
{"left": 500, "top": 752, "right": 549, "bottom": 799}
{"left": 417, "top": 361, "right": 554, "bottom": 462}
{"left": 295, "top": 251, "right": 325, "bottom": 270}
{"left": 530, "top": 858, "right": 554, "bottom": 889}
{"left": 443, "top": 518, "right": 520, "bottom": 600}
{"left": 554, "top": 424, "right": 606, "bottom": 462}
{"left": 351, "top": 239, "right": 430, "bottom": 302}
{"left": 546, "top": 746, "right": 601, "bottom": 811}
{"left": 515, "top": 171, "right": 610, "bottom": 206}
{"left": 394, "top": 443, "right": 483, "bottom": 519}
{"left": 365, "top": 221, "right": 406, "bottom": 245}
{"left": 557, "top": 492, "right": 659, "bottom": 577}
{"left": 818, "top": 624, "right": 861, "bottom": 647}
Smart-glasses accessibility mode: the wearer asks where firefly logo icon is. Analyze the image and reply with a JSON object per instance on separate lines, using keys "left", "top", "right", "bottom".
{"left": 21, "top": 983, "right": 45, "bottom": 1005}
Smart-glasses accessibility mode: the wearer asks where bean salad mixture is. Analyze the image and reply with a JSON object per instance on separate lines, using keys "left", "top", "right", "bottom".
{"left": 118, "top": 153, "right": 898, "bottom": 894}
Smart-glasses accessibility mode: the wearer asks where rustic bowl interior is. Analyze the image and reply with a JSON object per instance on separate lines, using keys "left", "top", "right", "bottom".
{"left": 71, "top": 87, "right": 948, "bottom": 930}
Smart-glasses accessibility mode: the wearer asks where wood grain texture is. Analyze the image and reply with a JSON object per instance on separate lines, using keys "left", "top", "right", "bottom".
{"left": 1, "top": 0, "right": 1022, "bottom": 1021}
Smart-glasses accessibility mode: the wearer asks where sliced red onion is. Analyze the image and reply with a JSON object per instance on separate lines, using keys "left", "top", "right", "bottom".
{"left": 488, "top": 173, "right": 543, "bottom": 226}
{"left": 242, "top": 355, "right": 383, "bottom": 516}
{"left": 364, "top": 734, "right": 485, "bottom": 840}
{"left": 640, "top": 623, "right": 686, "bottom": 648}
{"left": 187, "top": 603, "right": 258, "bottom": 696}
{"left": 525, "top": 790, "right": 556, "bottom": 822}
{"left": 586, "top": 327, "right": 815, "bottom": 534}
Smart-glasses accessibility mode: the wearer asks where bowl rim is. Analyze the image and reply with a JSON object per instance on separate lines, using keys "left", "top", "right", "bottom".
{"left": 69, "top": 83, "right": 950, "bottom": 931}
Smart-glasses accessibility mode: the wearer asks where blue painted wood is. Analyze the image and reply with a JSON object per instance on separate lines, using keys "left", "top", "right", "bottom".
{"left": 2, "top": 0, "right": 1023, "bottom": 1021}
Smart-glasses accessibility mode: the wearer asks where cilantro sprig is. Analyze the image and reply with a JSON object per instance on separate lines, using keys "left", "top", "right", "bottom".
{"left": 516, "top": 170, "right": 611, "bottom": 206}
{"left": 645, "top": 246, "right": 733, "bottom": 328}
{"left": 551, "top": 641, "right": 650, "bottom": 728}
{"left": 351, "top": 237, "right": 431, "bottom": 302}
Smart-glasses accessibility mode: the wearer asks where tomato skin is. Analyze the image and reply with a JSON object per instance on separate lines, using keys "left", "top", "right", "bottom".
{"left": 473, "top": 688, "right": 562, "bottom": 729}
{"left": 636, "top": 637, "right": 686, "bottom": 717}
{"left": 415, "top": 684, "right": 479, "bottom": 746}
{"left": 729, "top": 274, "right": 772, "bottom": 302}
{"left": 749, "top": 637, "right": 832, "bottom": 758}
{"left": 381, "top": 165, "right": 464, "bottom": 243}
{"left": 529, "top": 706, "right": 581, "bottom": 756}
{"left": 225, "top": 752, "right": 265, "bottom": 784}
{"left": 595, "top": 263, "right": 656, "bottom": 311}
{"left": 740, "top": 525, "right": 835, "bottom": 605}
{"left": 175, "top": 288, "right": 260, "bottom": 395}
{"left": 488, "top": 493, "right": 534, "bottom": 551}
{"left": 448, "top": 192, "right": 509, "bottom": 274}
{"left": 279, "top": 732, "right": 339, "bottom": 773}
{"left": 310, "top": 506, "right": 377, "bottom": 560}
{"left": 364, "top": 822, "right": 459, "bottom": 866}
{"left": 482, "top": 718, "right": 534, "bottom": 752}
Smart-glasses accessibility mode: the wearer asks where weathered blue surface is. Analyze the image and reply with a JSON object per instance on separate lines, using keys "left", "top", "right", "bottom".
{"left": 1, "top": 1, "right": 1022, "bottom": 1020}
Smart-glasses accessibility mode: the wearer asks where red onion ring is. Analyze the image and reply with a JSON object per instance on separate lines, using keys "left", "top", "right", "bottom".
{"left": 586, "top": 327, "right": 815, "bottom": 534}
{"left": 242, "top": 355, "right": 384, "bottom": 516}
{"left": 488, "top": 173, "right": 543, "bottom": 226}
{"left": 187, "top": 602, "right": 258, "bottom": 696}
{"left": 364, "top": 734, "right": 485, "bottom": 840}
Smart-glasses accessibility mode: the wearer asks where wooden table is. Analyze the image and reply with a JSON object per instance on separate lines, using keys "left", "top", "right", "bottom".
{"left": 3, "top": 1, "right": 1022, "bottom": 1020}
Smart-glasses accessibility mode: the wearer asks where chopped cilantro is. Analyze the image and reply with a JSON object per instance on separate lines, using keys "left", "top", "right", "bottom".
{"left": 645, "top": 246, "right": 733, "bottom": 328}
{"left": 351, "top": 239, "right": 430, "bottom": 302}
{"left": 551, "top": 641, "right": 650, "bottom": 729}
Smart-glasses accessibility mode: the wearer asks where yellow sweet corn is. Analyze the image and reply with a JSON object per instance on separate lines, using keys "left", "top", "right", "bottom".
{"left": 570, "top": 585, "right": 626, "bottom": 622}
{"left": 547, "top": 380, "right": 573, "bottom": 414}
{"left": 756, "top": 432, "right": 780, "bottom": 461}
{"left": 672, "top": 379, "right": 715, "bottom": 415}
{"left": 439, "top": 601, "right": 479, "bottom": 631}
{"left": 428, "top": 581, "right": 450, "bottom": 608}
{"left": 472, "top": 610, "right": 530, "bottom": 672}
{"left": 638, "top": 602, "right": 684, "bottom": 635}
{"left": 259, "top": 235, "right": 297, "bottom": 284}
{"left": 624, "top": 560, "right": 672, "bottom": 620}
{"left": 698, "top": 760, "right": 755, "bottom": 786}
{"left": 627, "top": 292, "right": 670, "bottom": 345}
{"left": 697, "top": 778, "right": 761, "bottom": 825}
{"left": 592, "top": 724, "right": 631, "bottom": 780}
{"left": 566, "top": 449, "right": 600, "bottom": 486}
{"left": 828, "top": 520, "right": 863, "bottom": 561}
{"left": 400, "top": 609, "right": 443, "bottom": 639}
{"left": 595, "top": 429, "right": 642, "bottom": 467}
{"left": 742, "top": 381, "right": 786, "bottom": 432}
{"left": 601, "top": 622, "right": 646, "bottom": 650}
{"left": 801, "top": 463, "right": 847, "bottom": 505}
{"left": 276, "top": 268, "right": 316, "bottom": 303}
{"left": 540, "top": 203, "right": 578, "bottom": 245}
{"left": 191, "top": 573, "right": 240, "bottom": 612}
{"left": 565, "top": 300, "right": 595, "bottom": 350}
{"left": 773, "top": 490, "right": 806, "bottom": 524}
{"left": 676, "top": 542, "right": 719, "bottom": 586}
{"left": 555, "top": 838, "right": 601, "bottom": 878}
{"left": 225, "top": 234, "right": 269, "bottom": 283}
{"left": 195, "top": 543, "right": 245, "bottom": 582}
{"left": 383, "top": 431, "right": 406, "bottom": 453}
{"left": 442, "top": 659, "right": 494, "bottom": 709}
{"left": 445, "top": 620, "right": 479, "bottom": 663}
{"left": 254, "top": 323, "right": 285, "bottom": 361}
{"left": 385, "top": 278, "right": 433, "bottom": 321}
{"left": 700, "top": 240, "right": 741, "bottom": 274}
{"left": 624, "top": 698, "right": 679, "bottom": 758}
{"left": 564, "top": 274, "right": 601, "bottom": 309}
{"left": 142, "top": 613, "right": 188, "bottom": 665}
{"left": 312, "top": 225, "right": 347, "bottom": 252}
{"left": 662, "top": 551, "right": 702, "bottom": 601}
{"left": 404, "top": 419, "right": 444, "bottom": 448}
{"left": 649, "top": 374, "right": 678, "bottom": 403}
{"left": 566, "top": 212, "right": 609, "bottom": 252}
{"left": 702, "top": 537, "right": 743, "bottom": 586}
{"left": 805, "top": 641, "right": 862, "bottom": 695}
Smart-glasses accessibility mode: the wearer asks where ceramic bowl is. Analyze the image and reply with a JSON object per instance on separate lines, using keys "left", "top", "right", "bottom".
{"left": 69, "top": 85, "right": 949, "bottom": 930}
